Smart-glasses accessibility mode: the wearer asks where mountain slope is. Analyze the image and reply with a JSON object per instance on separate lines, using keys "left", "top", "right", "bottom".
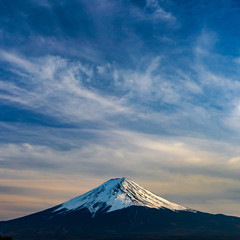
{"left": 1, "top": 178, "right": 240, "bottom": 240}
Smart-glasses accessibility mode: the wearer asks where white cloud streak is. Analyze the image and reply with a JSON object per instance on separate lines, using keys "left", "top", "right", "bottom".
{"left": 0, "top": 51, "right": 131, "bottom": 123}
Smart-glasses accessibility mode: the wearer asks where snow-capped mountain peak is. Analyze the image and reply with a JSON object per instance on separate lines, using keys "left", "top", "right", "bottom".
{"left": 54, "top": 177, "right": 189, "bottom": 216}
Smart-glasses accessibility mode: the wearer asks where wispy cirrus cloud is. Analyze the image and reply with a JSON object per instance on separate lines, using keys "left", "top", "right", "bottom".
{"left": 0, "top": 51, "right": 131, "bottom": 124}
{"left": 145, "top": 0, "right": 176, "bottom": 23}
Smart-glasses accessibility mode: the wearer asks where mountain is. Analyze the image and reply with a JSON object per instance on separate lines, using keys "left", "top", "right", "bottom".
{"left": 54, "top": 177, "right": 189, "bottom": 216}
{"left": 1, "top": 177, "right": 240, "bottom": 240}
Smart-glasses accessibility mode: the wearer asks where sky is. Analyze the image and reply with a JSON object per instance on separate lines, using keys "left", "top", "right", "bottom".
{"left": 1, "top": 0, "right": 240, "bottom": 220}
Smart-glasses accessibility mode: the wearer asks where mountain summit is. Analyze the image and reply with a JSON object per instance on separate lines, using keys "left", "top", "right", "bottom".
{"left": 54, "top": 177, "right": 188, "bottom": 216}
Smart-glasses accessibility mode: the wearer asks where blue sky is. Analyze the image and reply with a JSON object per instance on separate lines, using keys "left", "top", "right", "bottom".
{"left": 1, "top": 0, "right": 240, "bottom": 220}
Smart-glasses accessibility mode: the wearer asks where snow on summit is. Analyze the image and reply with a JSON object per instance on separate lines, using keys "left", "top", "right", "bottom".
{"left": 54, "top": 177, "right": 188, "bottom": 216}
